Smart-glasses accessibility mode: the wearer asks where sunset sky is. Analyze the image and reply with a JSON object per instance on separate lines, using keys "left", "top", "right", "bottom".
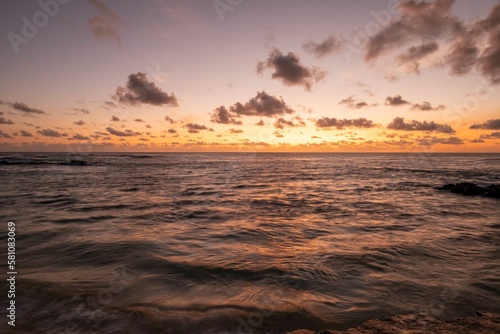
{"left": 0, "top": 0, "right": 499, "bottom": 152}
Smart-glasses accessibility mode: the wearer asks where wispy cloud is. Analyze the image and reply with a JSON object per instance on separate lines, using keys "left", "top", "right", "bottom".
{"left": 87, "top": 0, "right": 124, "bottom": 48}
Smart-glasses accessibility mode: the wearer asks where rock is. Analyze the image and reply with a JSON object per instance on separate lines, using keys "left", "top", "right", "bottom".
{"left": 437, "top": 182, "right": 500, "bottom": 199}
{"left": 484, "top": 184, "right": 500, "bottom": 198}
{"left": 287, "top": 312, "right": 500, "bottom": 334}
{"left": 68, "top": 160, "right": 88, "bottom": 166}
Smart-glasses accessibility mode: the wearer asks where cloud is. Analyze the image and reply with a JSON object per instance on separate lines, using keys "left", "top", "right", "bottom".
{"left": 106, "top": 127, "right": 141, "bottom": 137}
{"left": 338, "top": 96, "right": 373, "bottom": 109}
{"left": 410, "top": 101, "right": 445, "bottom": 111}
{"left": 479, "top": 131, "right": 500, "bottom": 140}
{"left": 167, "top": 129, "right": 177, "bottom": 134}
{"left": 134, "top": 118, "right": 144, "bottom": 122}
{"left": 70, "top": 108, "right": 90, "bottom": 114}
{"left": 111, "top": 115, "right": 120, "bottom": 121}
{"left": 385, "top": 95, "right": 410, "bottom": 106}
{"left": 256, "top": 48, "right": 326, "bottom": 91}
{"left": 112, "top": 72, "right": 178, "bottom": 107}
{"left": 470, "top": 119, "right": 500, "bottom": 130}
{"left": 255, "top": 120, "right": 265, "bottom": 126}
{"left": 87, "top": 0, "right": 123, "bottom": 47}
{"left": 70, "top": 134, "right": 91, "bottom": 140}
{"left": 37, "top": 129, "right": 67, "bottom": 137}
{"left": 364, "top": 1, "right": 500, "bottom": 84}
{"left": 416, "top": 136, "right": 464, "bottom": 146}
{"left": 20, "top": 130, "right": 33, "bottom": 137}
{"left": 387, "top": 117, "right": 455, "bottom": 133}
{"left": 74, "top": 120, "right": 85, "bottom": 126}
{"left": 316, "top": 117, "right": 376, "bottom": 129}
{"left": 0, "top": 117, "right": 14, "bottom": 124}
{"left": 11, "top": 102, "right": 46, "bottom": 115}
{"left": 216, "top": 91, "right": 295, "bottom": 121}
{"left": 229, "top": 129, "right": 244, "bottom": 134}
{"left": 274, "top": 117, "right": 306, "bottom": 129}
{"left": 397, "top": 42, "right": 439, "bottom": 73}
{"left": 365, "top": 0, "right": 459, "bottom": 61}
{"left": 303, "top": 36, "right": 342, "bottom": 57}
{"left": 165, "top": 116, "right": 176, "bottom": 124}
{"left": 0, "top": 130, "right": 12, "bottom": 139}
{"left": 185, "top": 123, "right": 212, "bottom": 134}
{"left": 477, "top": 28, "right": 500, "bottom": 84}
{"left": 210, "top": 106, "right": 242, "bottom": 125}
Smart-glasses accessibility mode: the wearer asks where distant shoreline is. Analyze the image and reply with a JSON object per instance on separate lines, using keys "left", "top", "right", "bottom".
{"left": 287, "top": 312, "right": 500, "bottom": 334}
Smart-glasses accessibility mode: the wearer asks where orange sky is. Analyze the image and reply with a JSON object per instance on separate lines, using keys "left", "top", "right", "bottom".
{"left": 0, "top": 0, "right": 499, "bottom": 152}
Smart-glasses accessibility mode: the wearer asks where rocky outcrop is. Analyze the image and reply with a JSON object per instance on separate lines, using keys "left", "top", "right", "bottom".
{"left": 437, "top": 183, "right": 500, "bottom": 198}
{"left": 288, "top": 311, "right": 500, "bottom": 334}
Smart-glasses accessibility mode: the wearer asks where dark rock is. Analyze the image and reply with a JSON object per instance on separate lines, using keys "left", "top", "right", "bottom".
{"left": 484, "top": 184, "right": 500, "bottom": 198}
{"left": 68, "top": 160, "right": 88, "bottom": 166}
{"left": 437, "top": 182, "right": 500, "bottom": 199}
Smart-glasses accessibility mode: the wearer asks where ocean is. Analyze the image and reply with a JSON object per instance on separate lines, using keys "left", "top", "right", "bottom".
{"left": 0, "top": 153, "right": 499, "bottom": 333}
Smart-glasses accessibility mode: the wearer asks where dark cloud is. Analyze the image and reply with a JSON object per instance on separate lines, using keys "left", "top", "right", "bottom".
{"left": 103, "top": 101, "right": 117, "bottom": 109}
{"left": 477, "top": 28, "right": 500, "bottom": 84}
{"left": 0, "top": 130, "right": 12, "bottom": 139}
{"left": 111, "top": 115, "right": 120, "bottom": 121}
{"left": 213, "top": 92, "right": 294, "bottom": 123}
{"left": 185, "top": 123, "right": 212, "bottom": 134}
{"left": 165, "top": 116, "right": 176, "bottom": 124}
{"left": 70, "top": 134, "right": 91, "bottom": 140}
{"left": 210, "top": 106, "right": 242, "bottom": 125}
{"left": 274, "top": 117, "right": 306, "bottom": 129}
{"left": 0, "top": 117, "right": 14, "bottom": 124}
{"left": 134, "top": 119, "right": 144, "bottom": 122}
{"left": 445, "top": 38, "right": 479, "bottom": 75}
{"left": 365, "top": 1, "right": 500, "bottom": 84}
{"left": 255, "top": 120, "right": 265, "bottom": 126}
{"left": 303, "top": 36, "right": 342, "bottom": 57}
{"left": 256, "top": 48, "right": 326, "bottom": 91}
{"left": 397, "top": 42, "right": 439, "bottom": 73}
{"left": 470, "top": 119, "right": 500, "bottom": 130}
{"left": 479, "top": 131, "right": 500, "bottom": 140}
{"left": 20, "top": 130, "right": 33, "bottom": 137}
{"left": 385, "top": 95, "right": 410, "bottom": 106}
{"left": 106, "top": 127, "right": 140, "bottom": 137}
{"left": 316, "top": 117, "right": 376, "bottom": 129}
{"left": 339, "top": 96, "right": 372, "bottom": 109}
{"left": 37, "top": 129, "right": 67, "bottom": 137}
{"left": 11, "top": 102, "right": 46, "bottom": 115}
{"left": 87, "top": 0, "right": 123, "bottom": 47}
{"left": 365, "top": 0, "right": 459, "bottom": 61}
{"left": 74, "top": 120, "right": 85, "bottom": 126}
{"left": 416, "top": 136, "right": 464, "bottom": 146}
{"left": 410, "top": 101, "right": 445, "bottom": 111}
{"left": 112, "top": 72, "right": 178, "bottom": 107}
{"left": 232, "top": 91, "right": 295, "bottom": 118}
{"left": 167, "top": 129, "right": 177, "bottom": 134}
{"left": 387, "top": 117, "right": 455, "bottom": 133}
{"left": 71, "top": 108, "right": 90, "bottom": 114}
{"left": 229, "top": 129, "right": 244, "bottom": 134}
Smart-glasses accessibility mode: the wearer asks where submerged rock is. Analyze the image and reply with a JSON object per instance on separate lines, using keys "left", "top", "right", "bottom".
{"left": 288, "top": 312, "right": 500, "bottom": 334}
{"left": 437, "top": 182, "right": 500, "bottom": 199}
{"left": 68, "top": 159, "right": 88, "bottom": 166}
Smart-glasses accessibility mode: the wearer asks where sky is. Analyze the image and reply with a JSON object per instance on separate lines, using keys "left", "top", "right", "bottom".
{"left": 0, "top": 0, "right": 499, "bottom": 152}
